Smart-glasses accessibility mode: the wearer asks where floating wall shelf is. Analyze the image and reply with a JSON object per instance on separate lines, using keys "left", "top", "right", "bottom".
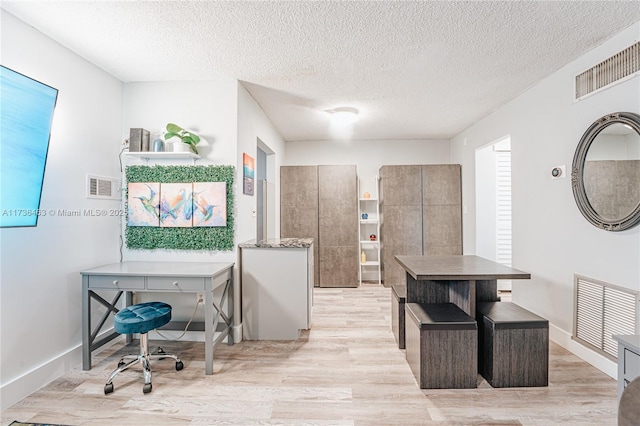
{"left": 123, "top": 151, "right": 200, "bottom": 165}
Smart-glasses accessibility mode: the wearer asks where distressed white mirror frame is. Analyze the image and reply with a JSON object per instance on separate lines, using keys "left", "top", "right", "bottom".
{"left": 571, "top": 111, "right": 640, "bottom": 231}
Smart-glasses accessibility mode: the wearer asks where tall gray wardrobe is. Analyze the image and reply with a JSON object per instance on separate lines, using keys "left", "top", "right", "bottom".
{"left": 379, "top": 164, "right": 462, "bottom": 286}
{"left": 281, "top": 165, "right": 358, "bottom": 287}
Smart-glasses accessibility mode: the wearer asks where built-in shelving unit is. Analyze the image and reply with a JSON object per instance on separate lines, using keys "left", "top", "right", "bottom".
{"left": 357, "top": 178, "right": 381, "bottom": 285}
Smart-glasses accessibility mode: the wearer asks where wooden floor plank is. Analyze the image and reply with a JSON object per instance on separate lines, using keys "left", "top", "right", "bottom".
{"left": 1, "top": 285, "right": 617, "bottom": 425}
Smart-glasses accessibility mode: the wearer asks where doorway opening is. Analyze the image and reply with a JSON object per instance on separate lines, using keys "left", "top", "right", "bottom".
{"left": 256, "top": 139, "right": 275, "bottom": 241}
{"left": 475, "top": 136, "right": 512, "bottom": 294}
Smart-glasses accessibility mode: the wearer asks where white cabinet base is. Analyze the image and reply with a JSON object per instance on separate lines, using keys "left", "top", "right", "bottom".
{"left": 241, "top": 245, "right": 313, "bottom": 340}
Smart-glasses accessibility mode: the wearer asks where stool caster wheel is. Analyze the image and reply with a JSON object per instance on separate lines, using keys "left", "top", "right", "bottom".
{"left": 176, "top": 361, "right": 184, "bottom": 371}
{"left": 157, "top": 347, "right": 166, "bottom": 360}
{"left": 143, "top": 383, "right": 152, "bottom": 394}
{"left": 104, "top": 383, "right": 114, "bottom": 395}
{"left": 117, "top": 360, "right": 125, "bottom": 368}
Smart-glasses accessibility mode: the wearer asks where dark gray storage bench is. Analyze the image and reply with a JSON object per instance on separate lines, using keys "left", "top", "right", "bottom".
{"left": 405, "top": 302, "right": 478, "bottom": 389}
{"left": 477, "top": 301, "right": 549, "bottom": 388}
{"left": 391, "top": 284, "right": 406, "bottom": 349}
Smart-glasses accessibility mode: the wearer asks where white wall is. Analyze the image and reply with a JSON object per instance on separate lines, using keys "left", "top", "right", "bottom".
{"left": 451, "top": 22, "right": 640, "bottom": 377}
{"left": 122, "top": 79, "right": 239, "bottom": 265}
{"left": 284, "top": 139, "right": 450, "bottom": 196}
{"left": 121, "top": 80, "right": 286, "bottom": 342}
{"left": 475, "top": 144, "right": 497, "bottom": 260}
{"left": 236, "top": 83, "right": 286, "bottom": 243}
{"left": 0, "top": 11, "right": 123, "bottom": 409}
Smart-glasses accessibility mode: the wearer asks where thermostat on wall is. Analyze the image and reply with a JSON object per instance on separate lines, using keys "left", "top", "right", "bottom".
{"left": 551, "top": 165, "right": 566, "bottom": 179}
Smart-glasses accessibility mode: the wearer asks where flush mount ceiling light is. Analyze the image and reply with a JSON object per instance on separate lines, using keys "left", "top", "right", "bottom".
{"left": 326, "top": 106, "right": 359, "bottom": 125}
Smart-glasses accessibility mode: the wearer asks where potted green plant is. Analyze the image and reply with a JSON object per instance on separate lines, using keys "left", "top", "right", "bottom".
{"left": 164, "top": 123, "right": 201, "bottom": 154}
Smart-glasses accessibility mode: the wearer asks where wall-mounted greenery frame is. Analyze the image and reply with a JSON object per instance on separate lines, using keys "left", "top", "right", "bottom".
{"left": 125, "top": 165, "right": 235, "bottom": 251}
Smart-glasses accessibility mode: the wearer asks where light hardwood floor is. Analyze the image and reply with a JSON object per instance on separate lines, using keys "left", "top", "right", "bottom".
{"left": 2, "top": 285, "right": 618, "bottom": 425}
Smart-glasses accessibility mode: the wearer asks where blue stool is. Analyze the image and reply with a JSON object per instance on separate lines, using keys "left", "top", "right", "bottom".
{"left": 104, "top": 301, "right": 183, "bottom": 395}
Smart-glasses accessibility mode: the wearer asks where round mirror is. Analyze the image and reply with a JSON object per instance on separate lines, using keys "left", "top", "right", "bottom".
{"left": 572, "top": 112, "right": 640, "bottom": 231}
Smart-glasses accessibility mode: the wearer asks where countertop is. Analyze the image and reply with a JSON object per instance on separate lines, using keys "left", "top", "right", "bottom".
{"left": 239, "top": 238, "right": 314, "bottom": 248}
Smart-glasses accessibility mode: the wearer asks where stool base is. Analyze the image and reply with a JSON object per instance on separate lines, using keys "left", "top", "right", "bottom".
{"left": 105, "top": 333, "right": 183, "bottom": 395}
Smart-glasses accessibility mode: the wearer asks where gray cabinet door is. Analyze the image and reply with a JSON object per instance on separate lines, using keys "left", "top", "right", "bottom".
{"left": 281, "top": 166, "right": 318, "bottom": 208}
{"left": 422, "top": 165, "right": 462, "bottom": 255}
{"left": 281, "top": 165, "right": 358, "bottom": 288}
{"left": 318, "top": 165, "right": 358, "bottom": 287}
{"left": 378, "top": 164, "right": 463, "bottom": 286}
{"left": 281, "top": 166, "right": 319, "bottom": 285}
{"left": 379, "top": 165, "right": 423, "bottom": 286}
{"left": 380, "top": 165, "right": 422, "bottom": 206}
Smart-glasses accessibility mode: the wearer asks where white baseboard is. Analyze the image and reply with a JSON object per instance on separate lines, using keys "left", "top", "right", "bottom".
{"left": 234, "top": 323, "right": 243, "bottom": 343}
{"left": 0, "top": 331, "right": 123, "bottom": 411}
{"left": 549, "top": 323, "right": 617, "bottom": 379}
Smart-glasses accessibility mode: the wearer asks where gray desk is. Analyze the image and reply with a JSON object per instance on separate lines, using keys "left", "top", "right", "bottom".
{"left": 81, "top": 261, "right": 234, "bottom": 375}
{"left": 395, "top": 255, "right": 531, "bottom": 317}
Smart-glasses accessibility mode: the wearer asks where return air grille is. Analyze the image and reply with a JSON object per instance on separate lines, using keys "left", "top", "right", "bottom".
{"left": 575, "top": 41, "right": 640, "bottom": 100}
{"left": 573, "top": 274, "right": 638, "bottom": 359}
{"left": 86, "top": 174, "right": 120, "bottom": 200}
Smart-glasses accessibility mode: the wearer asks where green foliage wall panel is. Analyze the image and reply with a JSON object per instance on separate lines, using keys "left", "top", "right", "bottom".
{"left": 125, "top": 165, "right": 235, "bottom": 251}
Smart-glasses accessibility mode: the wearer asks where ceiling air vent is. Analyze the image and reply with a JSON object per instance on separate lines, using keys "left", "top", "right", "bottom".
{"left": 575, "top": 41, "right": 640, "bottom": 100}
{"left": 86, "top": 174, "right": 120, "bottom": 200}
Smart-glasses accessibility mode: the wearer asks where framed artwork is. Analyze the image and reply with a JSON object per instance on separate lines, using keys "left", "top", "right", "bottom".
{"left": 160, "top": 182, "right": 193, "bottom": 227}
{"left": 193, "top": 182, "right": 227, "bottom": 227}
{"left": 127, "top": 182, "right": 160, "bottom": 227}
{"left": 243, "top": 153, "right": 254, "bottom": 196}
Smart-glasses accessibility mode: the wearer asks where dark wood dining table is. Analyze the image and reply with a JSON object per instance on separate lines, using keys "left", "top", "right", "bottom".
{"left": 394, "top": 255, "right": 531, "bottom": 317}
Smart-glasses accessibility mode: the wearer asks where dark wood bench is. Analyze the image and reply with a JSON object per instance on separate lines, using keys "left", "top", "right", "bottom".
{"left": 477, "top": 301, "right": 549, "bottom": 388}
{"left": 405, "top": 302, "right": 477, "bottom": 389}
{"left": 391, "top": 285, "right": 406, "bottom": 349}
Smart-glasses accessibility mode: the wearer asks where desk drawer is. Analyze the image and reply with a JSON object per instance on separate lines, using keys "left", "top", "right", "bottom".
{"left": 88, "top": 275, "right": 144, "bottom": 290}
{"left": 624, "top": 348, "right": 640, "bottom": 380}
{"left": 147, "top": 276, "right": 204, "bottom": 291}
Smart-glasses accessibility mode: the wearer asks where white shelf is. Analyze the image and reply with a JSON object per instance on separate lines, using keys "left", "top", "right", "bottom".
{"left": 360, "top": 240, "right": 379, "bottom": 245}
{"left": 359, "top": 198, "right": 378, "bottom": 201}
{"left": 360, "top": 261, "right": 380, "bottom": 266}
{"left": 123, "top": 151, "right": 200, "bottom": 161}
{"left": 360, "top": 219, "right": 378, "bottom": 224}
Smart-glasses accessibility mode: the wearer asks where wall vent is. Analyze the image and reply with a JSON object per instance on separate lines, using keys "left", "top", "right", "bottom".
{"left": 575, "top": 41, "right": 640, "bottom": 100}
{"left": 86, "top": 174, "right": 120, "bottom": 200}
{"left": 573, "top": 274, "right": 638, "bottom": 359}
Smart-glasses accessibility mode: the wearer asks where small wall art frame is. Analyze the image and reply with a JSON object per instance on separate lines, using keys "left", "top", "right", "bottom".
{"left": 125, "top": 165, "right": 235, "bottom": 251}
{"left": 243, "top": 153, "right": 254, "bottom": 196}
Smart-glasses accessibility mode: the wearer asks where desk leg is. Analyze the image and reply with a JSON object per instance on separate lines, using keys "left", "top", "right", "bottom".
{"left": 125, "top": 291, "right": 133, "bottom": 345}
{"left": 82, "top": 285, "right": 127, "bottom": 371}
{"left": 82, "top": 277, "right": 91, "bottom": 370}
{"left": 227, "top": 273, "right": 234, "bottom": 346}
{"left": 204, "top": 283, "right": 214, "bottom": 375}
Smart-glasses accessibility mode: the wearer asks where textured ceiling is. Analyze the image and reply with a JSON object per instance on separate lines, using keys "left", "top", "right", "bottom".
{"left": 3, "top": 1, "right": 640, "bottom": 142}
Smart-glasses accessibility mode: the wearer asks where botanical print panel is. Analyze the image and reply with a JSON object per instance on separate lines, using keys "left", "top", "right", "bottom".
{"left": 127, "top": 182, "right": 160, "bottom": 227}
{"left": 193, "top": 182, "right": 227, "bottom": 227}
